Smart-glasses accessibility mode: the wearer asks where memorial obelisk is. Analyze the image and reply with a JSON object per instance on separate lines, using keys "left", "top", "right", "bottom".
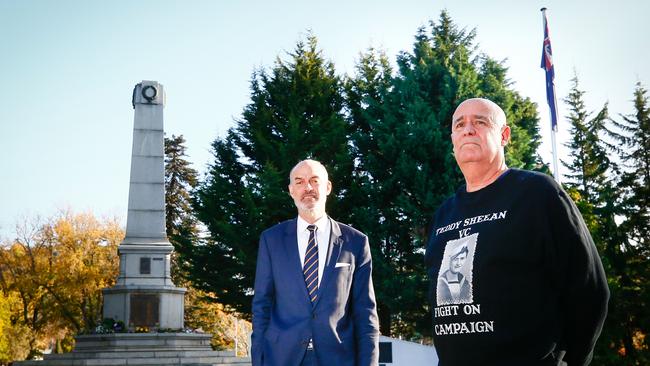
{"left": 102, "top": 80, "right": 186, "bottom": 330}
{"left": 15, "top": 81, "right": 250, "bottom": 366}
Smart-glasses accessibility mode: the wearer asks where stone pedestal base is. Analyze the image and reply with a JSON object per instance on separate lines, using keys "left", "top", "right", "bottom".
{"left": 103, "top": 285, "right": 186, "bottom": 330}
{"left": 15, "top": 333, "right": 251, "bottom": 366}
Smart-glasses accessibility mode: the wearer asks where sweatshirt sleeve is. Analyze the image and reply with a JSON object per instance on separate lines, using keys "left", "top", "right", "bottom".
{"left": 548, "top": 183, "right": 610, "bottom": 366}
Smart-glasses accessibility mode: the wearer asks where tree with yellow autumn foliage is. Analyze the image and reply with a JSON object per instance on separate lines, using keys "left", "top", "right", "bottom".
{"left": 0, "top": 292, "right": 10, "bottom": 364}
{"left": 0, "top": 211, "right": 122, "bottom": 360}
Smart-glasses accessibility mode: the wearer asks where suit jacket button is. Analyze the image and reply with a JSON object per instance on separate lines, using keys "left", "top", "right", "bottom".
{"left": 312, "top": 314, "right": 316, "bottom": 319}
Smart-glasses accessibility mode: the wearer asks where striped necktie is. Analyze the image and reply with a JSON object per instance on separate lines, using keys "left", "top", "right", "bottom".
{"left": 303, "top": 225, "right": 319, "bottom": 303}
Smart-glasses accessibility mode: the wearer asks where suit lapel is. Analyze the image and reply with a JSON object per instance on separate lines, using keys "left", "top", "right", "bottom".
{"left": 313, "top": 218, "right": 343, "bottom": 308}
{"left": 282, "top": 219, "right": 311, "bottom": 305}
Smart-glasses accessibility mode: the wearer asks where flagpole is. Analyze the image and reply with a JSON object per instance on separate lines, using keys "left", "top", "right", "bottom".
{"left": 550, "top": 114, "right": 560, "bottom": 183}
{"left": 541, "top": 7, "right": 561, "bottom": 183}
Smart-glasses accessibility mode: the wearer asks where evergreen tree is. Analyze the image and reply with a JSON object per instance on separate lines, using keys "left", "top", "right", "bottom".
{"left": 164, "top": 134, "right": 200, "bottom": 287}
{"left": 185, "top": 12, "right": 545, "bottom": 339}
{"left": 164, "top": 135, "right": 199, "bottom": 238}
{"left": 559, "top": 75, "right": 650, "bottom": 364}
{"left": 189, "top": 35, "right": 354, "bottom": 314}
{"left": 561, "top": 75, "right": 611, "bottom": 207}
{"left": 163, "top": 134, "right": 200, "bottom": 286}
{"left": 601, "top": 82, "right": 650, "bottom": 364}
{"left": 345, "top": 11, "right": 544, "bottom": 338}
{"left": 560, "top": 75, "right": 615, "bottom": 360}
{"left": 615, "top": 82, "right": 650, "bottom": 252}
{"left": 164, "top": 135, "right": 253, "bottom": 353}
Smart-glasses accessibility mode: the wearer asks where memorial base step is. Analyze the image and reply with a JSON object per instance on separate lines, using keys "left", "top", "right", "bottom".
{"left": 14, "top": 333, "right": 251, "bottom": 366}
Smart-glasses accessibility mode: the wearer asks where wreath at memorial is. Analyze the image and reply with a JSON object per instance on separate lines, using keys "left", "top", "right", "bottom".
{"left": 82, "top": 318, "right": 127, "bottom": 334}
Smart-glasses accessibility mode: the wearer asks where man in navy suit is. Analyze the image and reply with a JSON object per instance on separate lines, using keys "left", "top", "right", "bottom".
{"left": 251, "top": 159, "right": 380, "bottom": 366}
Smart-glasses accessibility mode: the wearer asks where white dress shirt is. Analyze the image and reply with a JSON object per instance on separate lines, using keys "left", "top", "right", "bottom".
{"left": 297, "top": 215, "right": 330, "bottom": 287}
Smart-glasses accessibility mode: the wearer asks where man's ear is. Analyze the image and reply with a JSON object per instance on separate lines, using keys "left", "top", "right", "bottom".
{"left": 501, "top": 125, "right": 511, "bottom": 146}
{"left": 326, "top": 180, "right": 332, "bottom": 195}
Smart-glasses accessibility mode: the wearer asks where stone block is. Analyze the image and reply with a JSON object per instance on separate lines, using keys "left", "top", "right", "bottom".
{"left": 130, "top": 130, "right": 164, "bottom": 158}
{"left": 124, "top": 209, "right": 166, "bottom": 240}
{"left": 127, "top": 183, "right": 164, "bottom": 211}
{"left": 129, "top": 156, "right": 164, "bottom": 183}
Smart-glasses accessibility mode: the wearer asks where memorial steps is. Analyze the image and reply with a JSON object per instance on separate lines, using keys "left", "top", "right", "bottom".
{"left": 16, "top": 333, "right": 251, "bottom": 366}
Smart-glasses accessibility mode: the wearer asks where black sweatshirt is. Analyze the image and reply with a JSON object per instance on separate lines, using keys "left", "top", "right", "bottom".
{"left": 425, "top": 169, "right": 609, "bottom": 366}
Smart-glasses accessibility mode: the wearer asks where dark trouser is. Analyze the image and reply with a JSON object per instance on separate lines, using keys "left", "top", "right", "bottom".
{"left": 300, "top": 349, "right": 318, "bottom": 366}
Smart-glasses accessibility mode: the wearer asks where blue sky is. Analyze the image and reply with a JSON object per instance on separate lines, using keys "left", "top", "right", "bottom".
{"left": 1, "top": 0, "right": 648, "bottom": 239}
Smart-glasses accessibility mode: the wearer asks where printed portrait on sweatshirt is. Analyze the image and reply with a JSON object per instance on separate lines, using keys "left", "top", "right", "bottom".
{"left": 437, "top": 234, "right": 477, "bottom": 305}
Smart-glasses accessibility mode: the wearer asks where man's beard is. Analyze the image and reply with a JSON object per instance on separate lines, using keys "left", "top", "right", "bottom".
{"left": 297, "top": 199, "right": 325, "bottom": 215}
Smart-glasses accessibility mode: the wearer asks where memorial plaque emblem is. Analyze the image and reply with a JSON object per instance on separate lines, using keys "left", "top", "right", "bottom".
{"left": 130, "top": 294, "right": 159, "bottom": 327}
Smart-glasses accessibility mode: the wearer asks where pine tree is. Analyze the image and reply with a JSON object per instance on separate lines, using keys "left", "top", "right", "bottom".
{"left": 615, "top": 82, "right": 650, "bottom": 251}
{"left": 601, "top": 81, "right": 650, "bottom": 364}
{"left": 561, "top": 75, "right": 611, "bottom": 207}
{"left": 189, "top": 35, "right": 354, "bottom": 314}
{"left": 559, "top": 75, "right": 650, "bottom": 364}
{"left": 164, "top": 135, "right": 198, "bottom": 237}
{"left": 164, "top": 134, "right": 199, "bottom": 286}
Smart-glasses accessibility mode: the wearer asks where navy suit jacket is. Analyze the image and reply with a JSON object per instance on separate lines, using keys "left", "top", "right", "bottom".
{"left": 251, "top": 218, "right": 379, "bottom": 366}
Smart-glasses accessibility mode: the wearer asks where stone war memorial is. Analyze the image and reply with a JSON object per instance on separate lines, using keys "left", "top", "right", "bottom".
{"left": 16, "top": 81, "right": 251, "bottom": 366}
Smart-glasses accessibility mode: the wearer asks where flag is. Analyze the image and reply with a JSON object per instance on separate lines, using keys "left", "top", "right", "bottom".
{"left": 541, "top": 8, "right": 558, "bottom": 131}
